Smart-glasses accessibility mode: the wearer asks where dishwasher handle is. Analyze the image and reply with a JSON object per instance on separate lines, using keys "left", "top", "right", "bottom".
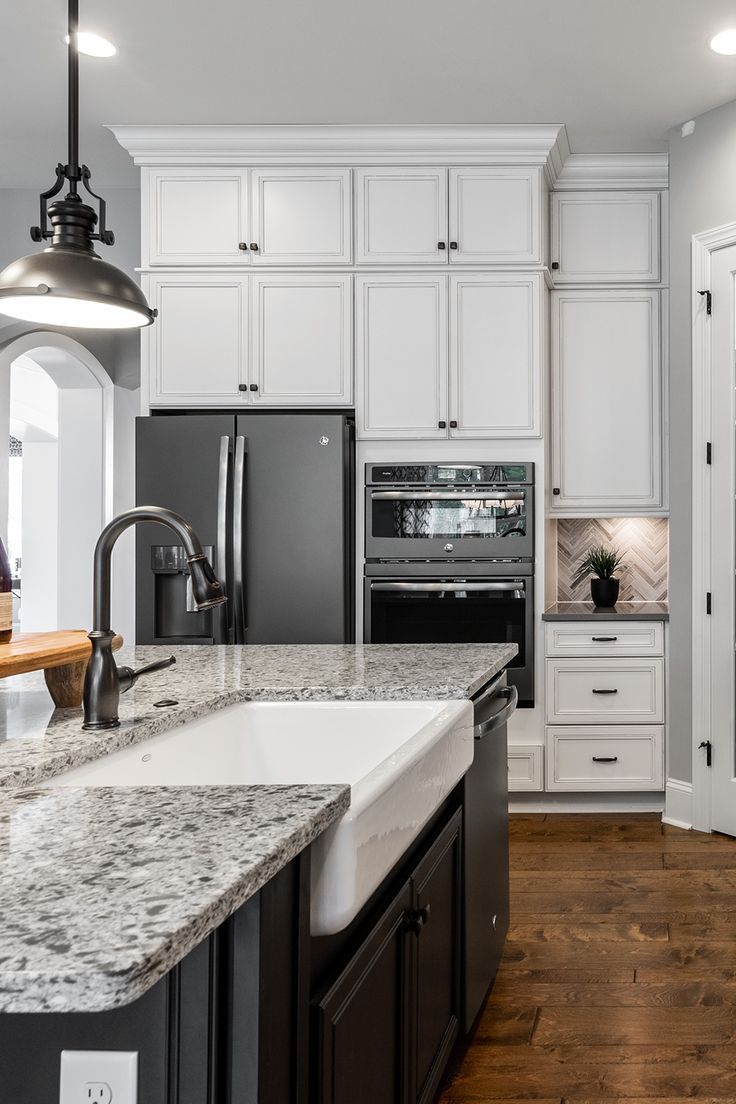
{"left": 474, "top": 685, "right": 518, "bottom": 740}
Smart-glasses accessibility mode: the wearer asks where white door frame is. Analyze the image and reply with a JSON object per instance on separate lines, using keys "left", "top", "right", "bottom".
{"left": 691, "top": 221, "right": 736, "bottom": 832}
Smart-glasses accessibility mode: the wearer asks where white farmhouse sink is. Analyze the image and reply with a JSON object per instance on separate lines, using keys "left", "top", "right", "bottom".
{"left": 47, "top": 699, "right": 474, "bottom": 935}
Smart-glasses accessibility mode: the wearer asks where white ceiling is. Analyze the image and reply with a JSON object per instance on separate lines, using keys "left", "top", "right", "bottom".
{"left": 3, "top": 0, "right": 736, "bottom": 187}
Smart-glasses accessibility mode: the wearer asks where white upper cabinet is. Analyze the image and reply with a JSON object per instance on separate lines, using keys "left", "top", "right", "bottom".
{"left": 449, "top": 167, "right": 543, "bottom": 266}
{"left": 550, "top": 289, "right": 662, "bottom": 513}
{"left": 251, "top": 275, "right": 353, "bottom": 406}
{"left": 449, "top": 273, "right": 542, "bottom": 438}
{"left": 550, "top": 191, "right": 661, "bottom": 283}
{"left": 356, "top": 275, "right": 448, "bottom": 439}
{"left": 145, "top": 168, "right": 249, "bottom": 266}
{"left": 145, "top": 273, "right": 248, "bottom": 406}
{"left": 355, "top": 168, "right": 448, "bottom": 264}
{"left": 249, "top": 168, "right": 352, "bottom": 264}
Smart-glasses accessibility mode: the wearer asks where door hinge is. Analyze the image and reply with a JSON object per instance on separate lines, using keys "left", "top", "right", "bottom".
{"left": 698, "top": 289, "right": 712, "bottom": 315}
{"left": 699, "top": 740, "right": 712, "bottom": 767}
{"left": 706, "top": 441, "right": 712, "bottom": 465}
{"left": 706, "top": 592, "right": 712, "bottom": 615}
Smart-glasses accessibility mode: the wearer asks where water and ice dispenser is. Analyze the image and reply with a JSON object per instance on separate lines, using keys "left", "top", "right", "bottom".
{"left": 151, "top": 544, "right": 218, "bottom": 642}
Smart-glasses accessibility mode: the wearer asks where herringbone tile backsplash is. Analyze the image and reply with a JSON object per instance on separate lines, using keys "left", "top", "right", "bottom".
{"left": 557, "top": 517, "right": 669, "bottom": 602}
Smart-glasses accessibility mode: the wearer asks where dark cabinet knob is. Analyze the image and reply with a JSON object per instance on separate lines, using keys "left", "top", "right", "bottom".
{"left": 450, "top": 420, "right": 458, "bottom": 429}
{"left": 449, "top": 241, "right": 458, "bottom": 250}
{"left": 438, "top": 420, "right": 447, "bottom": 429}
{"left": 551, "top": 261, "right": 560, "bottom": 270}
{"left": 438, "top": 242, "right": 446, "bottom": 250}
{"left": 238, "top": 384, "right": 248, "bottom": 392}
{"left": 249, "top": 242, "right": 259, "bottom": 252}
{"left": 249, "top": 383, "right": 259, "bottom": 392}
{"left": 238, "top": 242, "right": 248, "bottom": 251}
{"left": 592, "top": 756, "right": 619, "bottom": 763}
{"left": 552, "top": 488, "right": 561, "bottom": 495}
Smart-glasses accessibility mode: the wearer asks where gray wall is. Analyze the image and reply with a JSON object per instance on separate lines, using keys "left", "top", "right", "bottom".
{"left": 668, "top": 98, "right": 736, "bottom": 781}
{"left": 0, "top": 187, "right": 142, "bottom": 388}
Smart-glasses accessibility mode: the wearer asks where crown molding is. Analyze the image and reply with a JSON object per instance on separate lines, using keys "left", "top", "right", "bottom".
{"left": 107, "top": 123, "right": 570, "bottom": 182}
{"left": 554, "top": 153, "right": 669, "bottom": 190}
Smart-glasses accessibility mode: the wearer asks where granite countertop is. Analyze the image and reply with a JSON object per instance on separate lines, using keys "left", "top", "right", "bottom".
{"left": 542, "top": 602, "right": 669, "bottom": 622}
{"left": 0, "top": 642, "right": 517, "bottom": 1014}
{"left": 0, "top": 643, "right": 517, "bottom": 789}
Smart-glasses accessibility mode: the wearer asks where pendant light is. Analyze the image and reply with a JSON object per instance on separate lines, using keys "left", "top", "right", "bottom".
{"left": 0, "top": 0, "right": 155, "bottom": 329}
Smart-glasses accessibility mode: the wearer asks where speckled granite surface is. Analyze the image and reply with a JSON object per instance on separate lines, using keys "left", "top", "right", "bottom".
{"left": 0, "top": 643, "right": 516, "bottom": 1014}
{"left": 0, "top": 783, "right": 349, "bottom": 1013}
{"left": 0, "top": 643, "right": 517, "bottom": 789}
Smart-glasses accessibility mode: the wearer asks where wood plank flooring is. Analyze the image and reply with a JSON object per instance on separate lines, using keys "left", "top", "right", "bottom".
{"left": 436, "top": 813, "right": 736, "bottom": 1103}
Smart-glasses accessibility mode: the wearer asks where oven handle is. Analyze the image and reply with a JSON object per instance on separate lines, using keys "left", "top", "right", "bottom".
{"left": 370, "top": 581, "right": 526, "bottom": 593}
{"left": 370, "top": 490, "right": 523, "bottom": 501}
{"left": 474, "top": 686, "right": 518, "bottom": 739}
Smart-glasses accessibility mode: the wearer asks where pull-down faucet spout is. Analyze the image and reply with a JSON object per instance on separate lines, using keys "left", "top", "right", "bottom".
{"left": 83, "top": 506, "right": 226, "bottom": 730}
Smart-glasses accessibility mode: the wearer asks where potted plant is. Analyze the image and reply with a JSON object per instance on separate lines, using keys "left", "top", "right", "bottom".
{"left": 572, "top": 545, "right": 624, "bottom": 608}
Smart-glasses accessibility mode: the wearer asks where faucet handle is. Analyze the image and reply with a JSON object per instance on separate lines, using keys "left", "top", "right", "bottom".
{"left": 118, "top": 654, "right": 176, "bottom": 694}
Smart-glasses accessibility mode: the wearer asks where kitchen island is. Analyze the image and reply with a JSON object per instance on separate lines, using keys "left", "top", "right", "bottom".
{"left": 0, "top": 643, "right": 516, "bottom": 1104}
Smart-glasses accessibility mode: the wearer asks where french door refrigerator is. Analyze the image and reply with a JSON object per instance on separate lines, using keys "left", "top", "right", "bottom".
{"left": 135, "top": 413, "right": 355, "bottom": 645}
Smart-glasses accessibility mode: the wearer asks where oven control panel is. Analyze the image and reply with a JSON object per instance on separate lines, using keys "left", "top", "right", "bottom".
{"left": 367, "top": 463, "right": 533, "bottom": 486}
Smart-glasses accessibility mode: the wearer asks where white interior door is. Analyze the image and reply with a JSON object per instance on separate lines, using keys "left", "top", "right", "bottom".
{"left": 708, "top": 243, "right": 736, "bottom": 835}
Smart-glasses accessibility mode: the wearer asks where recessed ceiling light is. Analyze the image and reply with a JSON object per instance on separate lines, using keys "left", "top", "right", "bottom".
{"left": 709, "top": 28, "right": 736, "bottom": 55}
{"left": 64, "top": 31, "right": 116, "bottom": 57}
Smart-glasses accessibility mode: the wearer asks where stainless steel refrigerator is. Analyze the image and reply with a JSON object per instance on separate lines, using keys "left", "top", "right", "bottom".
{"left": 135, "top": 413, "right": 355, "bottom": 645}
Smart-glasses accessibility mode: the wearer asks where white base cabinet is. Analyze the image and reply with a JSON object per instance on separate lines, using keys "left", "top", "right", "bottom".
{"left": 542, "top": 620, "right": 665, "bottom": 793}
{"left": 550, "top": 289, "right": 663, "bottom": 513}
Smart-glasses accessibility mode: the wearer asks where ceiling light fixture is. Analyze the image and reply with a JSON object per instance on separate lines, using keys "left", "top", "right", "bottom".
{"left": 709, "top": 28, "right": 736, "bottom": 55}
{"left": 65, "top": 31, "right": 117, "bottom": 58}
{"left": 0, "top": 0, "right": 154, "bottom": 329}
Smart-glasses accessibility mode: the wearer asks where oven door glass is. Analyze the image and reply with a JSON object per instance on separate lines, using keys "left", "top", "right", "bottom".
{"left": 368, "top": 580, "right": 526, "bottom": 666}
{"left": 366, "top": 488, "right": 531, "bottom": 559}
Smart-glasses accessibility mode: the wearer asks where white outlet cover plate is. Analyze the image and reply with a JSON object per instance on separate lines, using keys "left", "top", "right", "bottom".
{"left": 60, "top": 1050, "right": 138, "bottom": 1104}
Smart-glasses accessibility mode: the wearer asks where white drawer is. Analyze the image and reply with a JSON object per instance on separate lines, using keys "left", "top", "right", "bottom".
{"left": 546, "top": 725, "right": 664, "bottom": 791}
{"left": 546, "top": 658, "right": 664, "bottom": 724}
{"left": 507, "top": 745, "right": 544, "bottom": 792}
{"left": 545, "top": 621, "right": 664, "bottom": 658}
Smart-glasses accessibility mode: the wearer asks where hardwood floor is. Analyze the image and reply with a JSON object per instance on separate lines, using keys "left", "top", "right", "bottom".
{"left": 437, "top": 813, "right": 736, "bottom": 1103}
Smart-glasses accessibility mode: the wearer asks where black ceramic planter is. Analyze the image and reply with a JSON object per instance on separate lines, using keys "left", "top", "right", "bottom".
{"left": 591, "top": 577, "right": 620, "bottom": 608}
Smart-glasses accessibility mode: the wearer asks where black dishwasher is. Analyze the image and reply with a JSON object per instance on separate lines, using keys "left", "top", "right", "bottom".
{"left": 462, "top": 671, "right": 517, "bottom": 1032}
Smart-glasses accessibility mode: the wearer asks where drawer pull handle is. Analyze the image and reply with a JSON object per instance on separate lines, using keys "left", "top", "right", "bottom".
{"left": 592, "top": 688, "right": 618, "bottom": 694}
{"left": 592, "top": 755, "right": 619, "bottom": 763}
{"left": 592, "top": 636, "right": 618, "bottom": 642}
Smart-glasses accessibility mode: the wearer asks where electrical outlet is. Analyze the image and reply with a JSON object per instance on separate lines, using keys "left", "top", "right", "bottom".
{"left": 59, "top": 1051, "right": 138, "bottom": 1104}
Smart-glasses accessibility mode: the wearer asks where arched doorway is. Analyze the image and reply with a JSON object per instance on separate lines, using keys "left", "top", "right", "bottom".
{"left": 0, "top": 333, "right": 119, "bottom": 635}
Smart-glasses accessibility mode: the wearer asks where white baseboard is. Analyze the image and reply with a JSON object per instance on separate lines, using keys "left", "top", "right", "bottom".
{"left": 662, "top": 778, "right": 693, "bottom": 829}
{"left": 509, "top": 792, "right": 665, "bottom": 814}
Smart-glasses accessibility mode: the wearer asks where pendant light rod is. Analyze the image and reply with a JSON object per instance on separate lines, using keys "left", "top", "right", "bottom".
{"left": 67, "top": 0, "right": 79, "bottom": 191}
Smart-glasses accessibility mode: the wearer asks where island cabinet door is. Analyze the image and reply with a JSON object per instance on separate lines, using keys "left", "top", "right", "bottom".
{"left": 314, "top": 878, "right": 414, "bottom": 1104}
{"left": 412, "top": 809, "right": 463, "bottom": 1104}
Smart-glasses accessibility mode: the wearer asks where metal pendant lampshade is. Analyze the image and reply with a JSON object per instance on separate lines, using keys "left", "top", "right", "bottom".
{"left": 0, "top": 0, "right": 155, "bottom": 330}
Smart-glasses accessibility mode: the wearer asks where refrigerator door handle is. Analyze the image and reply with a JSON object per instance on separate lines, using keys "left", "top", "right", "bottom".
{"left": 232, "top": 435, "right": 247, "bottom": 643}
{"left": 216, "top": 435, "right": 232, "bottom": 643}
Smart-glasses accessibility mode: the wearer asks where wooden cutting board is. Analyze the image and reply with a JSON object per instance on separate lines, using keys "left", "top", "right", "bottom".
{"left": 0, "top": 631, "right": 123, "bottom": 708}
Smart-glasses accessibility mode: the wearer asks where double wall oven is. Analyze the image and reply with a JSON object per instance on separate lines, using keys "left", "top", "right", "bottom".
{"left": 364, "top": 463, "right": 535, "bottom": 705}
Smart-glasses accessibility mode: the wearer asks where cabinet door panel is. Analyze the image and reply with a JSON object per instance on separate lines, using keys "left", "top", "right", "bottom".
{"left": 250, "top": 169, "right": 352, "bottom": 264}
{"left": 251, "top": 275, "right": 352, "bottom": 405}
{"left": 449, "top": 168, "right": 542, "bottom": 265}
{"left": 551, "top": 191, "right": 660, "bottom": 283}
{"left": 356, "top": 169, "right": 448, "bottom": 264}
{"left": 356, "top": 275, "right": 448, "bottom": 439}
{"left": 146, "top": 168, "right": 248, "bottom": 265}
{"left": 146, "top": 275, "right": 247, "bottom": 406}
{"left": 450, "top": 274, "right": 542, "bottom": 437}
{"left": 551, "top": 290, "right": 661, "bottom": 511}
{"left": 314, "top": 880, "right": 412, "bottom": 1104}
{"left": 412, "top": 810, "right": 462, "bottom": 1104}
